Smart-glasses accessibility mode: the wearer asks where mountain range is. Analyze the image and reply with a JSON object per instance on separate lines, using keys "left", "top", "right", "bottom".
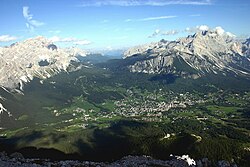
{"left": 1, "top": 28, "right": 249, "bottom": 93}
{"left": 124, "top": 27, "right": 250, "bottom": 79}
{"left": 1, "top": 29, "right": 250, "bottom": 113}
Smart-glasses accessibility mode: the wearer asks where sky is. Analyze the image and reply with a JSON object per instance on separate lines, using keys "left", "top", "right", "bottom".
{"left": 0, "top": 0, "right": 250, "bottom": 51}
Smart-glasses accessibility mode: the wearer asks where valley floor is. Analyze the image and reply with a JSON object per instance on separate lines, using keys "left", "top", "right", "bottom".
{"left": 0, "top": 67, "right": 250, "bottom": 166}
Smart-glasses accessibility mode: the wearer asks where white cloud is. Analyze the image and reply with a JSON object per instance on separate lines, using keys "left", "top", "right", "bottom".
{"left": 79, "top": 0, "right": 211, "bottom": 7}
{"left": 185, "top": 25, "right": 210, "bottom": 33}
{"left": 140, "top": 15, "right": 177, "bottom": 21}
{"left": 149, "top": 29, "right": 179, "bottom": 38}
{"left": 197, "top": 25, "right": 210, "bottom": 31}
{"left": 125, "top": 16, "right": 177, "bottom": 22}
{"left": 50, "top": 36, "right": 77, "bottom": 42}
{"left": 0, "top": 35, "right": 18, "bottom": 42}
{"left": 74, "top": 40, "right": 91, "bottom": 45}
{"left": 214, "top": 26, "right": 225, "bottom": 35}
{"left": 101, "top": 19, "right": 109, "bottom": 23}
{"left": 189, "top": 14, "right": 201, "bottom": 17}
{"left": 214, "top": 27, "right": 236, "bottom": 37}
{"left": 49, "top": 36, "right": 91, "bottom": 45}
{"left": 23, "top": 6, "right": 44, "bottom": 31}
{"left": 162, "top": 30, "right": 179, "bottom": 35}
{"left": 145, "top": 0, "right": 211, "bottom": 6}
{"left": 23, "top": 7, "right": 32, "bottom": 20}
{"left": 124, "top": 19, "right": 132, "bottom": 22}
{"left": 185, "top": 25, "right": 236, "bottom": 38}
{"left": 185, "top": 27, "right": 192, "bottom": 32}
{"left": 49, "top": 30, "right": 61, "bottom": 34}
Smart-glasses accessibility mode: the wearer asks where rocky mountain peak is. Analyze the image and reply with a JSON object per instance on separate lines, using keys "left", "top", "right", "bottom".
{"left": 123, "top": 27, "right": 250, "bottom": 77}
{"left": 10, "top": 36, "right": 50, "bottom": 49}
{"left": 242, "top": 38, "right": 250, "bottom": 57}
{"left": 175, "top": 27, "right": 239, "bottom": 56}
{"left": 243, "top": 38, "right": 250, "bottom": 47}
{"left": 0, "top": 36, "right": 81, "bottom": 90}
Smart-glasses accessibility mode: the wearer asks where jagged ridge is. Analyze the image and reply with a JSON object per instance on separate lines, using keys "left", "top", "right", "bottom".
{"left": 0, "top": 36, "right": 87, "bottom": 90}
{"left": 124, "top": 27, "right": 250, "bottom": 78}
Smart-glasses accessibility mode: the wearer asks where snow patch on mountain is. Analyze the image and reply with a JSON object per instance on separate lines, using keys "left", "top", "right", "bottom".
{"left": 0, "top": 103, "right": 7, "bottom": 114}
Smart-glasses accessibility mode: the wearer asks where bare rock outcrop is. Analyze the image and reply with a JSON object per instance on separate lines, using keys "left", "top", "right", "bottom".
{"left": 123, "top": 27, "right": 250, "bottom": 78}
{"left": 0, "top": 36, "right": 81, "bottom": 90}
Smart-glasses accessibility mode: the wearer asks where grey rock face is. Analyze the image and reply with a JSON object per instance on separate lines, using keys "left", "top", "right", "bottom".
{"left": 124, "top": 29, "right": 250, "bottom": 78}
{"left": 242, "top": 38, "right": 250, "bottom": 58}
{"left": 47, "top": 44, "right": 57, "bottom": 51}
{"left": 0, "top": 36, "right": 80, "bottom": 90}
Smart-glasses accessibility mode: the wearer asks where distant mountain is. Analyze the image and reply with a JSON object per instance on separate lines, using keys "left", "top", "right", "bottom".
{"left": 97, "top": 48, "right": 126, "bottom": 58}
{"left": 123, "top": 28, "right": 250, "bottom": 79}
{"left": 77, "top": 53, "right": 117, "bottom": 64}
{"left": 0, "top": 36, "right": 85, "bottom": 91}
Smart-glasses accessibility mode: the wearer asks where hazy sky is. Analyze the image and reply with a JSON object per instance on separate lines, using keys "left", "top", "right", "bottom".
{"left": 0, "top": 0, "right": 250, "bottom": 50}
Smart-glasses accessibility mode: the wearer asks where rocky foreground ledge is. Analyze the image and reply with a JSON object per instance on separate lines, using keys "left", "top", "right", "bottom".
{"left": 0, "top": 152, "right": 238, "bottom": 167}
